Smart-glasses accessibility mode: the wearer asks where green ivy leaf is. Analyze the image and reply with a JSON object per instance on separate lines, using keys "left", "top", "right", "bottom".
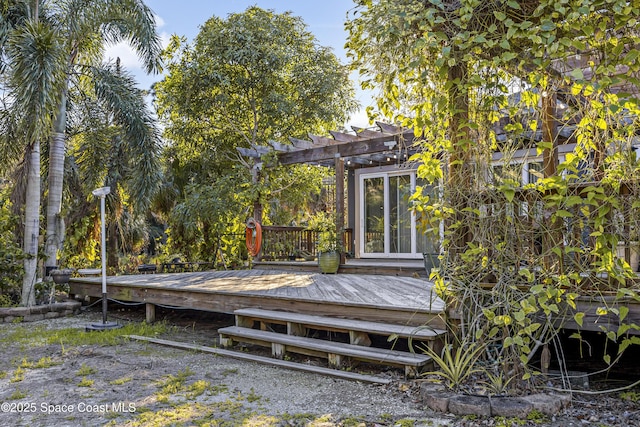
{"left": 619, "top": 305, "right": 629, "bottom": 322}
{"left": 574, "top": 312, "right": 584, "bottom": 327}
{"left": 570, "top": 68, "right": 584, "bottom": 80}
{"left": 494, "top": 11, "right": 506, "bottom": 21}
{"left": 507, "top": 1, "right": 521, "bottom": 9}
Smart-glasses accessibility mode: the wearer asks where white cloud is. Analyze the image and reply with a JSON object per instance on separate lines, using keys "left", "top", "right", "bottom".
{"left": 103, "top": 13, "right": 168, "bottom": 70}
{"left": 104, "top": 42, "right": 142, "bottom": 70}
{"left": 346, "top": 108, "right": 373, "bottom": 130}
{"left": 103, "top": 28, "right": 172, "bottom": 90}
{"left": 155, "top": 14, "right": 165, "bottom": 30}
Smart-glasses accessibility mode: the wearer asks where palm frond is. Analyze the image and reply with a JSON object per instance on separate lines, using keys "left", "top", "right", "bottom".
{"left": 0, "top": 0, "right": 31, "bottom": 71}
{"left": 89, "top": 62, "right": 161, "bottom": 209}
{"left": 6, "top": 20, "right": 67, "bottom": 142}
{"left": 98, "top": 0, "right": 162, "bottom": 74}
{"left": 0, "top": 107, "right": 25, "bottom": 173}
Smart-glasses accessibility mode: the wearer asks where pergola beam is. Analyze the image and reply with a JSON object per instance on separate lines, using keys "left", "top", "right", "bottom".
{"left": 278, "top": 131, "right": 414, "bottom": 165}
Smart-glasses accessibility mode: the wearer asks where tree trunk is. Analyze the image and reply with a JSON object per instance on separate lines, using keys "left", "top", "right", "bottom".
{"left": 107, "top": 220, "right": 119, "bottom": 271}
{"left": 541, "top": 89, "right": 561, "bottom": 271}
{"left": 21, "top": 141, "right": 41, "bottom": 307}
{"left": 447, "top": 63, "right": 471, "bottom": 257}
{"left": 44, "top": 92, "right": 67, "bottom": 271}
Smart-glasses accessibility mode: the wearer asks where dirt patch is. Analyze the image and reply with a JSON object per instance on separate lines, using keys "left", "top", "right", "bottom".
{"left": 0, "top": 305, "right": 638, "bottom": 426}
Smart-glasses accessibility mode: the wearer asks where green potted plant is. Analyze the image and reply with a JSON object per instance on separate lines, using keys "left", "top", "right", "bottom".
{"left": 313, "top": 213, "right": 343, "bottom": 274}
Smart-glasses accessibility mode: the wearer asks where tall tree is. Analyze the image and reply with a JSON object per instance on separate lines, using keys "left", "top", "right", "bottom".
{"left": 42, "top": 0, "right": 162, "bottom": 273}
{"left": 0, "top": 0, "right": 66, "bottom": 305}
{"left": 347, "top": 0, "right": 640, "bottom": 390}
{"left": 154, "top": 7, "right": 357, "bottom": 259}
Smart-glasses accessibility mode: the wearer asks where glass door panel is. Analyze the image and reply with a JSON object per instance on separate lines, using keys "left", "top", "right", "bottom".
{"left": 390, "top": 175, "right": 412, "bottom": 254}
{"left": 363, "top": 177, "right": 384, "bottom": 254}
{"left": 416, "top": 179, "right": 439, "bottom": 254}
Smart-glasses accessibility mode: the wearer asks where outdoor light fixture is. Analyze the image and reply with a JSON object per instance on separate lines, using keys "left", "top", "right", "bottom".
{"left": 383, "top": 140, "right": 396, "bottom": 149}
{"left": 86, "top": 186, "right": 121, "bottom": 331}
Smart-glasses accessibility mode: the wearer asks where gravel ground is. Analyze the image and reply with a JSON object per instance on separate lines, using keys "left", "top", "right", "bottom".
{"left": 0, "top": 305, "right": 639, "bottom": 426}
{"left": 0, "top": 307, "right": 455, "bottom": 426}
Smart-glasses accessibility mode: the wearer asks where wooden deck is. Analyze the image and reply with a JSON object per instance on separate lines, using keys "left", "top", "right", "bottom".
{"left": 69, "top": 269, "right": 445, "bottom": 328}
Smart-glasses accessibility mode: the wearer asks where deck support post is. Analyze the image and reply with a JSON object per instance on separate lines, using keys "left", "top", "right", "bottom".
{"left": 287, "top": 322, "right": 307, "bottom": 336}
{"left": 335, "top": 154, "right": 346, "bottom": 264}
{"left": 219, "top": 335, "right": 233, "bottom": 348}
{"left": 349, "top": 331, "right": 371, "bottom": 347}
{"left": 145, "top": 303, "right": 156, "bottom": 323}
{"left": 327, "top": 353, "right": 343, "bottom": 368}
{"left": 272, "top": 343, "right": 285, "bottom": 359}
{"left": 235, "top": 315, "right": 253, "bottom": 328}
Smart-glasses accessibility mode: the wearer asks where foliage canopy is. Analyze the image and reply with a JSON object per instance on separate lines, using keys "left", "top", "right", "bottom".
{"left": 347, "top": 0, "right": 640, "bottom": 393}
{"left": 154, "top": 7, "right": 357, "bottom": 262}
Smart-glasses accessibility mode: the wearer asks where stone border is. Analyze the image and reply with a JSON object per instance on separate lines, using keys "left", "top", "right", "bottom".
{"left": 420, "top": 382, "right": 572, "bottom": 418}
{"left": 0, "top": 301, "right": 81, "bottom": 323}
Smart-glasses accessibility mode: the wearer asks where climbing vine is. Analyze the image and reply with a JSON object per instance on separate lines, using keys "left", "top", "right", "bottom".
{"left": 348, "top": 0, "right": 640, "bottom": 393}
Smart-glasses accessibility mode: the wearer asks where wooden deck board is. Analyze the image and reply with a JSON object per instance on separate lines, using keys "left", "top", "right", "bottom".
{"left": 70, "top": 269, "right": 446, "bottom": 327}
{"left": 234, "top": 308, "right": 446, "bottom": 338}
{"left": 218, "top": 326, "right": 432, "bottom": 366}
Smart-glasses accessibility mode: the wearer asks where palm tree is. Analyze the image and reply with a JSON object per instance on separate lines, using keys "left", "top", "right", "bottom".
{"left": 64, "top": 59, "right": 162, "bottom": 271}
{"left": 1, "top": 0, "right": 161, "bottom": 304}
{"left": 0, "top": 0, "right": 66, "bottom": 305}
{"left": 42, "top": 0, "right": 162, "bottom": 273}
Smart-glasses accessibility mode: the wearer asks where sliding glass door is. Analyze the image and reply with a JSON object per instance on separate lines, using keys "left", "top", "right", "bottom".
{"left": 360, "top": 171, "right": 434, "bottom": 258}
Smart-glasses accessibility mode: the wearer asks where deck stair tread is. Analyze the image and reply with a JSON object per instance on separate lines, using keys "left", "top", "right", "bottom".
{"left": 218, "top": 325, "right": 432, "bottom": 367}
{"left": 234, "top": 308, "right": 446, "bottom": 339}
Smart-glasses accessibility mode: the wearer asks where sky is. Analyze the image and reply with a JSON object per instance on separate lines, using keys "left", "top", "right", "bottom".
{"left": 104, "top": 0, "right": 372, "bottom": 128}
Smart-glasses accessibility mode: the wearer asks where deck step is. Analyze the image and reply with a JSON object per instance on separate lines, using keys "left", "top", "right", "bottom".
{"left": 234, "top": 308, "right": 446, "bottom": 343}
{"left": 218, "top": 325, "right": 432, "bottom": 377}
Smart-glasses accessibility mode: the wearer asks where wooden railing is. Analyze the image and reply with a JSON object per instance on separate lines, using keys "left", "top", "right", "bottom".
{"left": 259, "top": 226, "right": 353, "bottom": 261}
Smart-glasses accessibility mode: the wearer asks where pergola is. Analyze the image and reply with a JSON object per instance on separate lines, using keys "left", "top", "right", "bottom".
{"left": 237, "top": 122, "right": 419, "bottom": 261}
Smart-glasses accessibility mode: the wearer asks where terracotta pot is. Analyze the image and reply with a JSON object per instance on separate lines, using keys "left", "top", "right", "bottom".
{"left": 318, "top": 251, "right": 340, "bottom": 274}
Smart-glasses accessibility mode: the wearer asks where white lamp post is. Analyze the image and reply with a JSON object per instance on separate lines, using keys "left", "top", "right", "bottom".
{"left": 87, "top": 186, "right": 120, "bottom": 331}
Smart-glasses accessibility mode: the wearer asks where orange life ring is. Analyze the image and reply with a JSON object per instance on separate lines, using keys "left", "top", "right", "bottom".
{"left": 245, "top": 218, "right": 262, "bottom": 257}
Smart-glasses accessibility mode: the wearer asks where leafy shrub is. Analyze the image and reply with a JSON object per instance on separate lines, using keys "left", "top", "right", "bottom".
{"left": 0, "top": 190, "right": 24, "bottom": 306}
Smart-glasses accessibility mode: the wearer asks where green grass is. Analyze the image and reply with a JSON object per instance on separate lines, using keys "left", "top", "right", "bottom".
{"left": 16, "top": 356, "right": 60, "bottom": 369}
{"left": 77, "top": 377, "right": 94, "bottom": 387}
{"left": 9, "top": 388, "right": 27, "bottom": 400}
{"left": 621, "top": 391, "right": 640, "bottom": 403}
{"left": 246, "top": 387, "right": 261, "bottom": 403}
{"left": 109, "top": 376, "right": 133, "bottom": 386}
{"left": 10, "top": 366, "right": 25, "bottom": 383}
{"left": 186, "top": 380, "right": 210, "bottom": 399}
{"left": 154, "top": 368, "right": 195, "bottom": 403}
{"left": 0, "top": 321, "right": 171, "bottom": 349}
{"left": 76, "top": 363, "right": 97, "bottom": 376}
